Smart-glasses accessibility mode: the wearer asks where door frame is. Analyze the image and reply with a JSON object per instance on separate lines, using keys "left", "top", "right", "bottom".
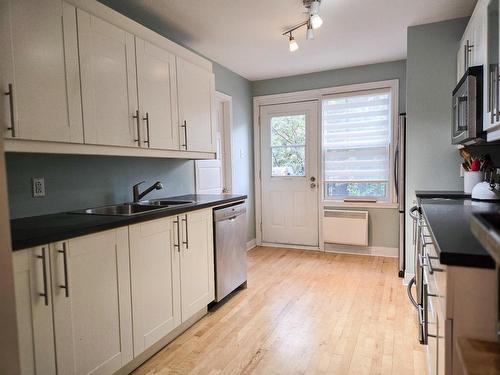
{"left": 253, "top": 79, "right": 399, "bottom": 250}
{"left": 194, "top": 91, "right": 233, "bottom": 194}
{"left": 254, "top": 97, "right": 322, "bottom": 251}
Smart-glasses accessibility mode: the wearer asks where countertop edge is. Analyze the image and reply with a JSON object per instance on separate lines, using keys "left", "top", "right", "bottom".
{"left": 11, "top": 195, "right": 247, "bottom": 251}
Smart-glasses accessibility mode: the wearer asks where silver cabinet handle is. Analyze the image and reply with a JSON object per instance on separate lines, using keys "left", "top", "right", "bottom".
{"left": 58, "top": 242, "right": 69, "bottom": 298}
{"left": 36, "top": 247, "right": 49, "bottom": 306}
{"left": 143, "top": 112, "right": 150, "bottom": 147}
{"left": 495, "top": 64, "right": 500, "bottom": 122}
{"left": 181, "top": 120, "right": 188, "bottom": 150}
{"left": 133, "top": 110, "right": 141, "bottom": 146}
{"left": 490, "top": 69, "right": 494, "bottom": 118}
{"left": 464, "top": 43, "right": 468, "bottom": 70}
{"left": 5, "top": 83, "right": 15, "bottom": 137}
{"left": 425, "top": 252, "right": 443, "bottom": 275}
{"left": 173, "top": 217, "right": 180, "bottom": 252}
{"left": 182, "top": 214, "right": 188, "bottom": 249}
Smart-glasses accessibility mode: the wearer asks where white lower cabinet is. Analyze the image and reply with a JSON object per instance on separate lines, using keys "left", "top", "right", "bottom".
{"left": 13, "top": 246, "right": 57, "bottom": 375}
{"left": 51, "top": 229, "right": 133, "bottom": 375}
{"left": 13, "top": 209, "right": 215, "bottom": 374}
{"left": 179, "top": 209, "right": 215, "bottom": 321}
{"left": 129, "top": 217, "right": 181, "bottom": 356}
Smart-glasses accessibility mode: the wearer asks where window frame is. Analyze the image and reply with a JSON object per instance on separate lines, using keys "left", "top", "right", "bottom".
{"left": 320, "top": 84, "right": 398, "bottom": 205}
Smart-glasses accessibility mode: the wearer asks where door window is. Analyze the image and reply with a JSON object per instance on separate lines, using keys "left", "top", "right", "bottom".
{"left": 270, "top": 114, "right": 306, "bottom": 177}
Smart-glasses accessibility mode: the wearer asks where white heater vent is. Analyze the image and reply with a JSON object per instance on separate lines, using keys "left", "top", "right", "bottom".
{"left": 323, "top": 209, "right": 368, "bottom": 246}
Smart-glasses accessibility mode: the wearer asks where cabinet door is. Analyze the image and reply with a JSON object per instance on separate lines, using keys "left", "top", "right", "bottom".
{"left": 136, "top": 38, "right": 179, "bottom": 150}
{"left": 176, "top": 57, "right": 216, "bottom": 152}
{"left": 0, "top": 0, "right": 82, "bottom": 142}
{"left": 179, "top": 209, "right": 215, "bottom": 321}
{"left": 129, "top": 217, "right": 181, "bottom": 357}
{"left": 77, "top": 9, "right": 138, "bottom": 147}
{"left": 486, "top": 0, "right": 500, "bottom": 130}
{"left": 12, "top": 247, "right": 56, "bottom": 375}
{"left": 51, "top": 229, "right": 133, "bottom": 375}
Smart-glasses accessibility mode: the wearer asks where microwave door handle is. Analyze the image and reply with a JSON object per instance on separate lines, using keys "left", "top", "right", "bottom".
{"left": 496, "top": 65, "right": 499, "bottom": 123}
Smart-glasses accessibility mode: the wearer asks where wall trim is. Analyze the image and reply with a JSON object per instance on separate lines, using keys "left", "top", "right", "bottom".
{"left": 324, "top": 243, "right": 398, "bottom": 258}
{"left": 246, "top": 239, "right": 256, "bottom": 251}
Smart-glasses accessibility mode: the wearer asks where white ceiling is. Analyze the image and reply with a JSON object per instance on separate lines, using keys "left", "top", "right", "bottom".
{"left": 118, "top": 0, "right": 477, "bottom": 80}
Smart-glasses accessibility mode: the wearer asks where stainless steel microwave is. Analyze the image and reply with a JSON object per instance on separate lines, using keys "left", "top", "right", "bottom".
{"left": 452, "top": 65, "right": 484, "bottom": 145}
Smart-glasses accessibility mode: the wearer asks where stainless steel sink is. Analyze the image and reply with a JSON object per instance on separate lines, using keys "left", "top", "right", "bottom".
{"left": 140, "top": 200, "right": 194, "bottom": 207}
{"left": 71, "top": 203, "right": 164, "bottom": 216}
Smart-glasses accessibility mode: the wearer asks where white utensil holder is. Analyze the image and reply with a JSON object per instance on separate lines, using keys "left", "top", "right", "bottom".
{"left": 464, "top": 171, "right": 483, "bottom": 193}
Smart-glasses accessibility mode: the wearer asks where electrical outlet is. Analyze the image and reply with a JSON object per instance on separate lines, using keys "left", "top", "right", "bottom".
{"left": 32, "top": 177, "right": 45, "bottom": 198}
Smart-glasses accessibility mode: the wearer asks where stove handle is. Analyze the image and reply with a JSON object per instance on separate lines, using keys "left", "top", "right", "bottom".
{"left": 406, "top": 276, "right": 419, "bottom": 309}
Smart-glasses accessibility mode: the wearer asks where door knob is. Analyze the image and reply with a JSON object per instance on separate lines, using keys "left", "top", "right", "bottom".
{"left": 310, "top": 176, "right": 316, "bottom": 182}
{"left": 310, "top": 182, "right": 317, "bottom": 188}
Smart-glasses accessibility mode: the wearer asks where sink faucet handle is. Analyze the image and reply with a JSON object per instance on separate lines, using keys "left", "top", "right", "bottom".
{"left": 133, "top": 181, "right": 146, "bottom": 202}
{"left": 133, "top": 180, "right": 146, "bottom": 188}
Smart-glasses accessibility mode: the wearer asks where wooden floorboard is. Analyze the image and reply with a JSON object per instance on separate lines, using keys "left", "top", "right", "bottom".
{"left": 133, "top": 246, "right": 426, "bottom": 375}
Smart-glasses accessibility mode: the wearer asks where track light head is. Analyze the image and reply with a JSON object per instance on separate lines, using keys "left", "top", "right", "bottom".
{"left": 288, "top": 34, "right": 299, "bottom": 52}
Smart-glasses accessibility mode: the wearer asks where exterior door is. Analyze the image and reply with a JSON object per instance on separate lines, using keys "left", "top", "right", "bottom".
{"left": 195, "top": 98, "right": 226, "bottom": 193}
{"left": 51, "top": 229, "right": 133, "bottom": 375}
{"left": 135, "top": 38, "right": 179, "bottom": 150}
{"left": 129, "top": 217, "right": 181, "bottom": 357}
{"left": 260, "top": 101, "right": 319, "bottom": 247}
{"left": 77, "top": 9, "right": 138, "bottom": 147}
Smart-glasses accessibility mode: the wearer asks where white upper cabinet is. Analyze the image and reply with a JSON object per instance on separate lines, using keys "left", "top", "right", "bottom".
{"left": 136, "top": 38, "right": 179, "bottom": 150}
{"left": 13, "top": 246, "right": 57, "bottom": 375}
{"left": 457, "top": 5, "right": 486, "bottom": 82}
{"left": 177, "top": 57, "right": 216, "bottom": 153}
{"left": 0, "top": 0, "right": 83, "bottom": 142}
{"left": 51, "top": 229, "right": 133, "bottom": 375}
{"left": 485, "top": 0, "right": 500, "bottom": 133}
{"left": 129, "top": 217, "right": 181, "bottom": 357}
{"left": 77, "top": 9, "right": 139, "bottom": 147}
{"left": 179, "top": 209, "right": 215, "bottom": 322}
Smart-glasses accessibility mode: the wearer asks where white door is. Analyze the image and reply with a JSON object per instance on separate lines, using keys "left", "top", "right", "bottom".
{"left": 135, "top": 38, "right": 179, "bottom": 150}
{"left": 129, "top": 217, "right": 181, "bottom": 357}
{"left": 12, "top": 247, "right": 57, "bottom": 375}
{"left": 260, "top": 101, "right": 319, "bottom": 247}
{"left": 51, "top": 229, "right": 133, "bottom": 375}
{"left": 195, "top": 98, "right": 227, "bottom": 193}
{"left": 77, "top": 9, "right": 138, "bottom": 147}
{"left": 177, "top": 57, "right": 215, "bottom": 152}
{"left": 0, "top": 0, "right": 82, "bottom": 142}
{"left": 179, "top": 210, "right": 215, "bottom": 322}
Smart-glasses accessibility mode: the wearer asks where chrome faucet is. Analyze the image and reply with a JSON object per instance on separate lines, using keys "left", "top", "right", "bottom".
{"left": 133, "top": 181, "right": 163, "bottom": 202}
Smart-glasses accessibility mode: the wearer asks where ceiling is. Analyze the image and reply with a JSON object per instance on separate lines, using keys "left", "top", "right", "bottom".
{"left": 114, "top": 0, "right": 477, "bottom": 81}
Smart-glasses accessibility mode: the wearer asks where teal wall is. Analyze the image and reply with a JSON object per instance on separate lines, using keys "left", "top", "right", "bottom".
{"left": 252, "top": 60, "right": 407, "bottom": 249}
{"left": 406, "top": 18, "right": 469, "bottom": 273}
{"left": 5, "top": 0, "right": 255, "bottom": 241}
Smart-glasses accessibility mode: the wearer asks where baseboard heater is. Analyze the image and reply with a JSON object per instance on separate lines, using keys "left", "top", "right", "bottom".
{"left": 323, "top": 209, "right": 368, "bottom": 246}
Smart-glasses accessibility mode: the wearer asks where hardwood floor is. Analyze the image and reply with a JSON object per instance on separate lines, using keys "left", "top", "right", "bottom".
{"left": 133, "top": 247, "right": 426, "bottom": 375}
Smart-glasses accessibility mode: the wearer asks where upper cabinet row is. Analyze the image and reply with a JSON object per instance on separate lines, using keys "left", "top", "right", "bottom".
{"left": 456, "top": 0, "right": 500, "bottom": 140}
{"left": 0, "top": 0, "right": 216, "bottom": 155}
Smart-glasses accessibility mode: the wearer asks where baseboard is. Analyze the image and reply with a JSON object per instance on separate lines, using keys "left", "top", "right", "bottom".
{"left": 260, "top": 242, "right": 321, "bottom": 251}
{"left": 403, "top": 272, "right": 415, "bottom": 286}
{"left": 246, "top": 239, "right": 256, "bottom": 251}
{"left": 324, "top": 243, "right": 398, "bottom": 258}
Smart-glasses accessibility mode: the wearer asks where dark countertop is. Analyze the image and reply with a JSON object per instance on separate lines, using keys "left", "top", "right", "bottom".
{"left": 10, "top": 194, "right": 247, "bottom": 251}
{"left": 416, "top": 190, "right": 471, "bottom": 199}
{"left": 420, "top": 197, "right": 499, "bottom": 269}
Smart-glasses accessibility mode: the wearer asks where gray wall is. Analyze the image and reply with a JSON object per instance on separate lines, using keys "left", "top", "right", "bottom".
{"left": 252, "top": 60, "right": 407, "bottom": 112}
{"left": 7, "top": 154, "right": 194, "bottom": 219}
{"left": 406, "top": 18, "right": 469, "bottom": 274}
{"left": 252, "top": 60, "right": 407, "bottom": 249}
{"left": 6, "top": 0, "right": 255, "bottom": 241}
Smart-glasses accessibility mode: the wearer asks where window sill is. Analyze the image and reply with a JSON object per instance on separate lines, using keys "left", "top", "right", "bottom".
{"left": 322, "top": 201, "right": 399, "bottom": 209}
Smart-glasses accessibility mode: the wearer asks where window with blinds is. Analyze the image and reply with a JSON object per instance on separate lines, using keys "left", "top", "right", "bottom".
{"left": 322, "top": 89, "right": 392, "bottom": 201}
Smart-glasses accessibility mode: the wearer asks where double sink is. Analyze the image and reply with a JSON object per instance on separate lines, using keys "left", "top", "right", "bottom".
{"left": 71, "top": 200, "right": 194, "bottom": 217}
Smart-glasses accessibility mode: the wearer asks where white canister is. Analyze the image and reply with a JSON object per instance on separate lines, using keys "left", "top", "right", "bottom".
{"left": 464, "top": 171, "right": 483, "bottom": 193}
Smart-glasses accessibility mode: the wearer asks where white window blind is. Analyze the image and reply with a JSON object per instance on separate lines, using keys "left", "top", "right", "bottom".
{"left": 322, "top": 89, "right": 392, "bottom": 200}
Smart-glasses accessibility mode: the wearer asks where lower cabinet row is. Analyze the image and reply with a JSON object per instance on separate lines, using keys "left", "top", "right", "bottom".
{"left": 13, "top": 208, "right": 215, "bottom": 375}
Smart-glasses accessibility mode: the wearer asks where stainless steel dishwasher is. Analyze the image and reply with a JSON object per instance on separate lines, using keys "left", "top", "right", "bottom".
{"left": 213, "top": 202, "right": 247, "bottom": 302}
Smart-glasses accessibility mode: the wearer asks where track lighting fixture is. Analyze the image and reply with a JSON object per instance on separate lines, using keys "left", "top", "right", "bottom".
{"left": 288, "top": 33, "right": 299, "bottom": 52}
{"left": 282, "top": 0, "right": 323, "bottom": 51}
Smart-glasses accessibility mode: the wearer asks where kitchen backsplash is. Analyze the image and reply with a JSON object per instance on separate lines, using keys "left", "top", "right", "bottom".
{"left": 5, "top": 153, "right": 195, "bottom": 219}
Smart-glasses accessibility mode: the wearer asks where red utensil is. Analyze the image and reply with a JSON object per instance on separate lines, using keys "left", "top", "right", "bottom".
{"left": 470, "top": 159, "right": 480, "bottom": 171}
